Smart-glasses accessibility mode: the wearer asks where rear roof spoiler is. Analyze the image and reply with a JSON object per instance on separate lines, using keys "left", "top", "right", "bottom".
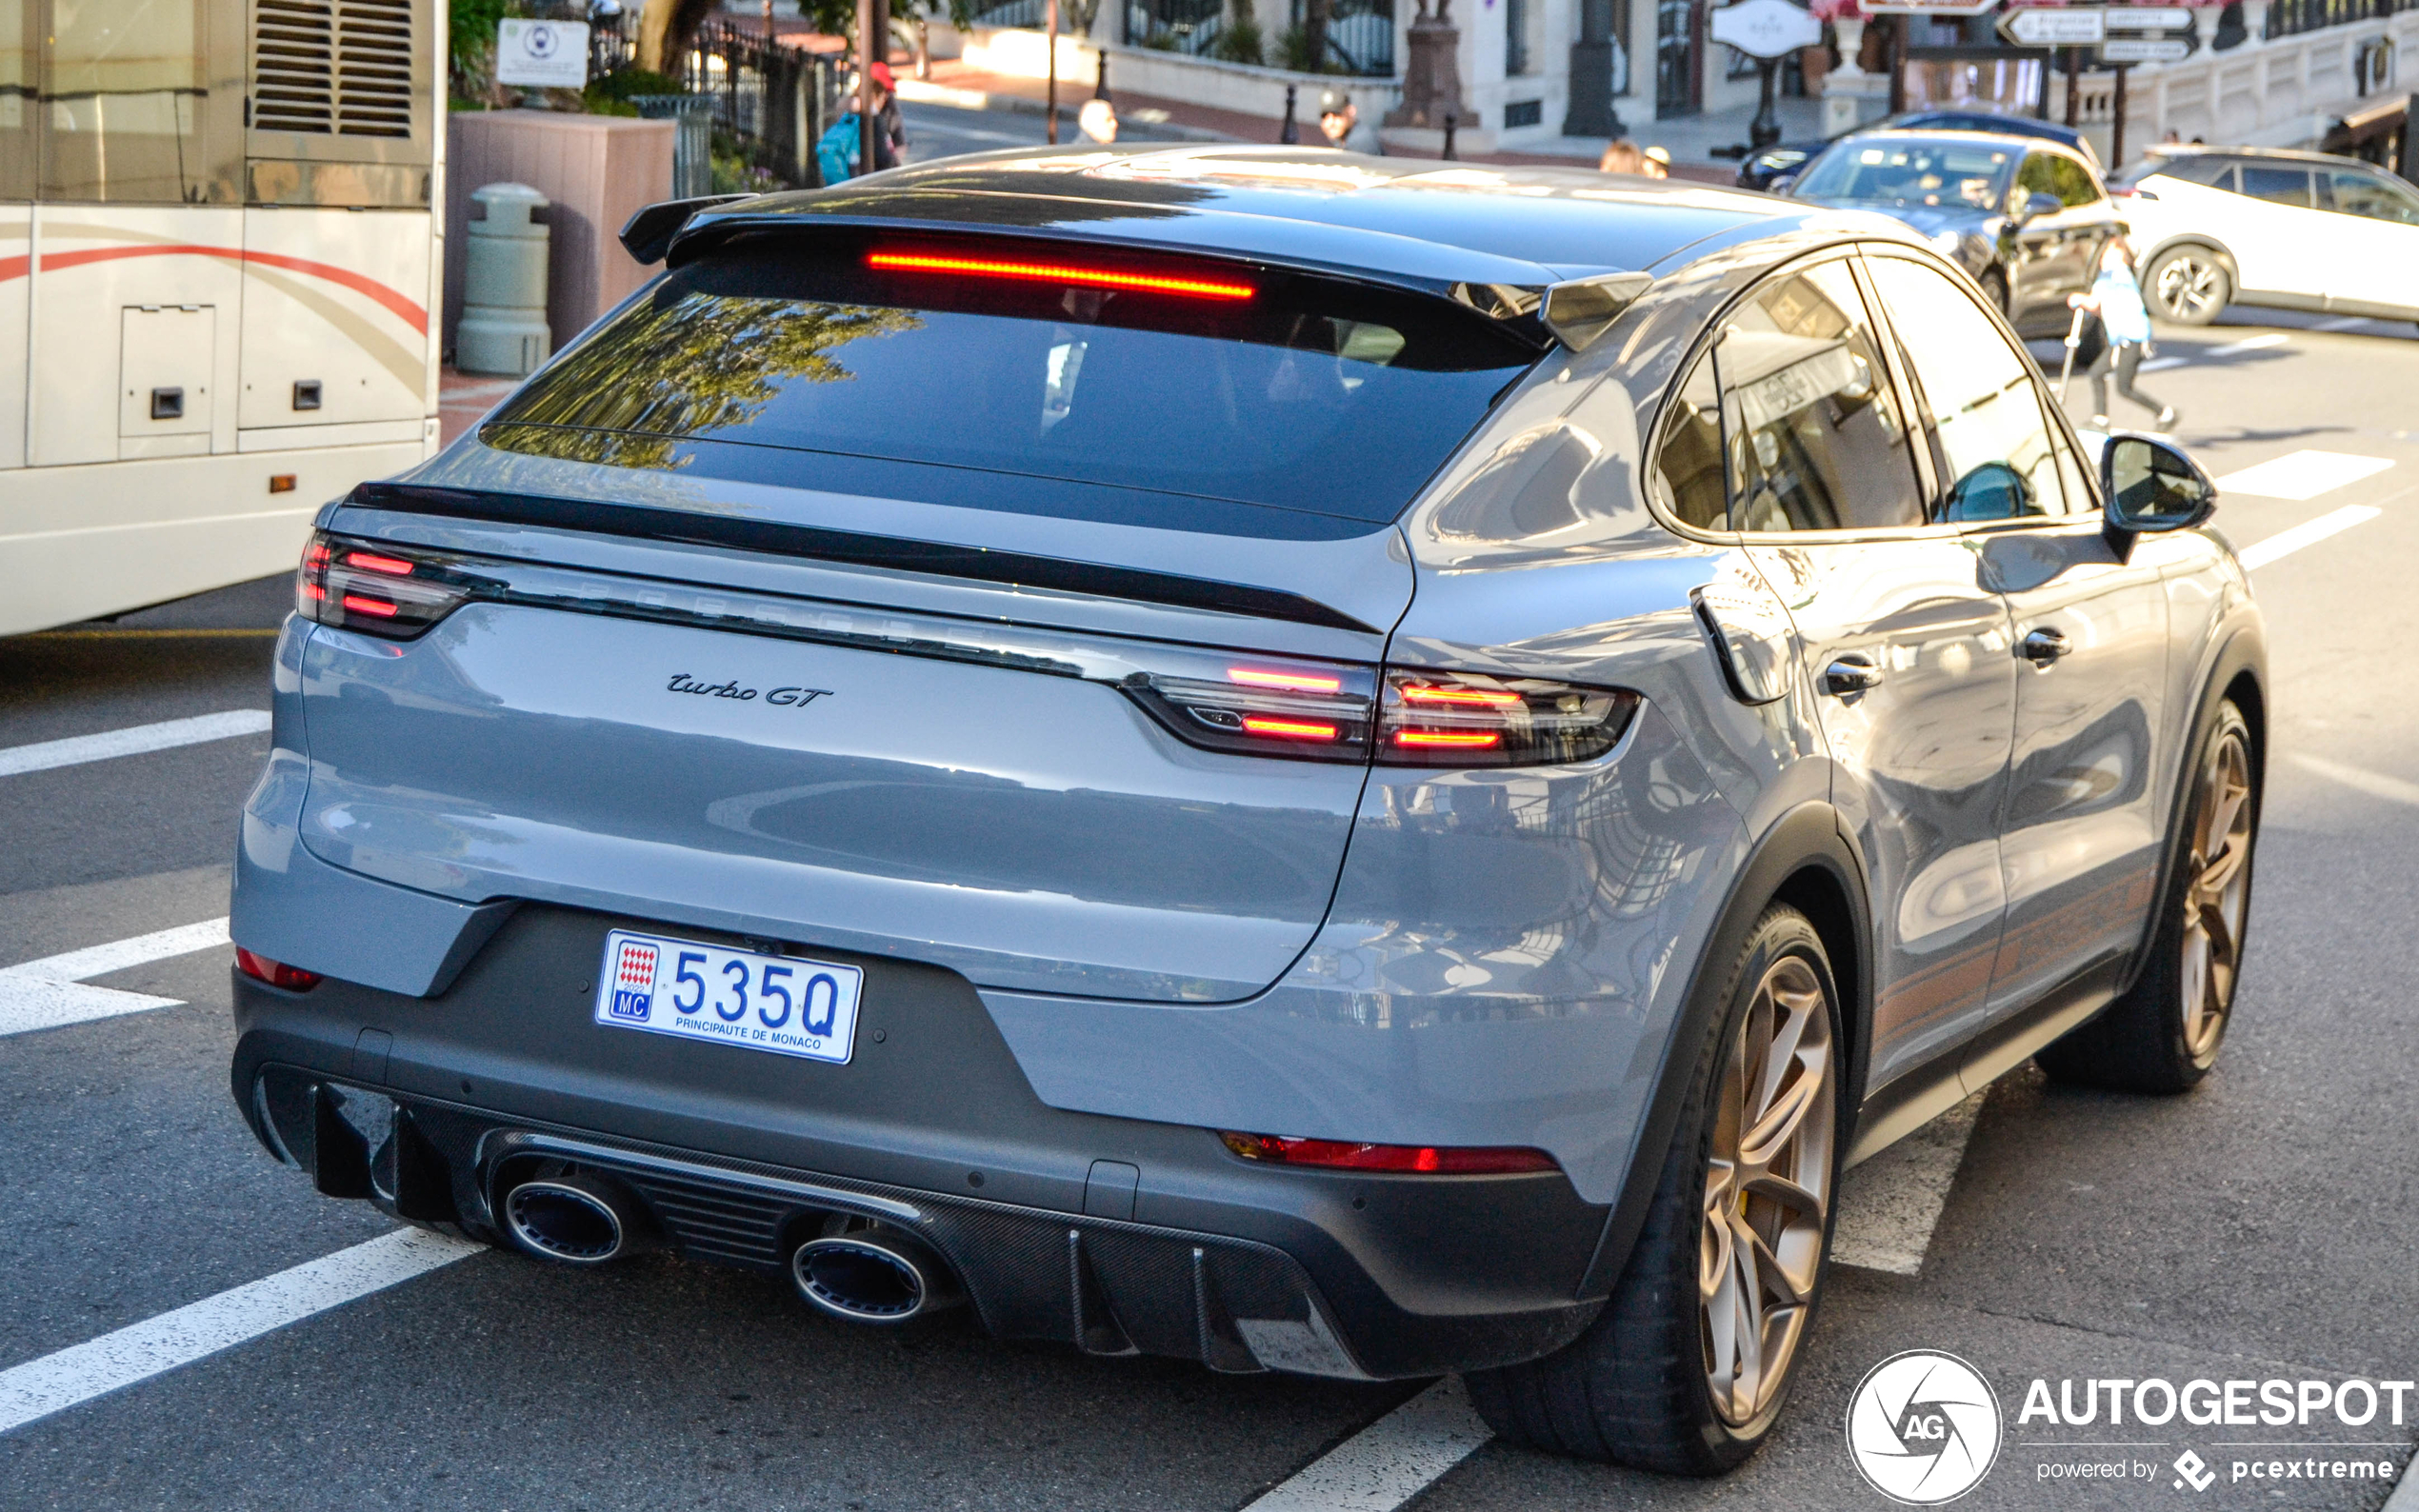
{"left": 344, "top": 482, "right": 1384, "bottom": 634}
{"left": 620, "top": 194, "right": 764, "bottom": 266}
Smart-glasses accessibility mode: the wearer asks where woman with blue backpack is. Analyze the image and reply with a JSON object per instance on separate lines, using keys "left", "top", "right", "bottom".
{"left": 818, "top": 62, "right": 906, "bottom": 184}
{"left": 2067, "top": 233, "right": 2179, "bottom": 433}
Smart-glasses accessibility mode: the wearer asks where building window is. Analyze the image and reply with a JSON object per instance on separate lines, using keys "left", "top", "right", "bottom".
{"left": 1505, "top": 98, "right": 1543, "bottom": 128}
{"left": 1507, "top": 0, "right": 1530, "bottom": 75}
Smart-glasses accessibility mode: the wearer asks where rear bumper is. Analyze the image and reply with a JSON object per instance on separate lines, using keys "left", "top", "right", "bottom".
{"left": 230, "top": 905, "right": 1609, "bottom": 1380}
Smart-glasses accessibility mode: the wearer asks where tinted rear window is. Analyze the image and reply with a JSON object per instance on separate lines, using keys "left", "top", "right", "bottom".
{"left": 483, "top": 235, "right": 1539, "bottom": 539}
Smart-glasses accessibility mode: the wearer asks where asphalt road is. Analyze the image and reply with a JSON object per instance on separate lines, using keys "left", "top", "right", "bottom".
{"left": 896, "top": 98, "right": 1205, "bottom": 166}
{"left": 3, "top": 308, "right": 2416, "bottom": 1510}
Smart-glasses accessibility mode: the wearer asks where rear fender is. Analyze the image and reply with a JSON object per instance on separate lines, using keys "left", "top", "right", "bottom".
{"left": 1575, "top": 801, "right": 1871, "bottom": 1297}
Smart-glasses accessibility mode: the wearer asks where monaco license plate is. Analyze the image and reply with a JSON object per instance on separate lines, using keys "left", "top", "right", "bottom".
{"left": 593, "top": 929, "right": 862, "bottom": 1064}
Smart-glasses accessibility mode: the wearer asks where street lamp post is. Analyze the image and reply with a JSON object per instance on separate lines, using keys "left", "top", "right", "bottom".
{"left": 1046, "top": 0, "right": 1060, "bottom": 144}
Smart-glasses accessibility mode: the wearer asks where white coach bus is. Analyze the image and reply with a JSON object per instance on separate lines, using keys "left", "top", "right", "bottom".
{"left": 1, "top": 0, "right": 443, "bottom": 635}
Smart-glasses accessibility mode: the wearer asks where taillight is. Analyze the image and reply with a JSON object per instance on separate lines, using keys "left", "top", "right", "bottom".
{"left": 1122, "top": 663, "right": 1376, "bottom": 763}
{"left": 1378, "top": 670, "right": 1638, "bottom": 767}
{"left": 1220, "top": 1131, "right": 1560, "bottom": 1175}
{"left": 235, "top": 947, "right": 323, "bottom": 991}
{"left": 296, "top": 531, "right": 480, "bottom": 638}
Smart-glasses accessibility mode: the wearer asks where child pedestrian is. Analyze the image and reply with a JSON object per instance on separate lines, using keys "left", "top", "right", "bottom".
{"left": 2069, "top": 235, "right": 2178, "bottom": 432}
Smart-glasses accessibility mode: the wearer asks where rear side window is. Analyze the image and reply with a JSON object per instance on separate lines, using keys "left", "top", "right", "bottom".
{"left": 483, "top": 237, "right": 1539, "bottom": 538}
{"left": 2238, "top": 166, "right": 2312, "bottom": 207}
{"left": 1654, "top": 353, "right": 1727, "bottom": 530}
{"left": 2318, "top": 168, "right": 2419, "bottom": 224}
{"left": 1719, "top": 262, "right": 1925, "bottom": 533}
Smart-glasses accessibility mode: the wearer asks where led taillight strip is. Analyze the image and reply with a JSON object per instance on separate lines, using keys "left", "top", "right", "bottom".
{"left": 866, "top": 250, "right": 1256, "bottom": 302}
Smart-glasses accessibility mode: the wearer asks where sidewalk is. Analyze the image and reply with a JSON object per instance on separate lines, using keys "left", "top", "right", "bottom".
{"left": 438, "top": 368, "right": 519, "bottom": 447}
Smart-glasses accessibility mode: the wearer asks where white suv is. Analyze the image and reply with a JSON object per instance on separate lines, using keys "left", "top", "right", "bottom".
{"left": 2113, "top": 146, "right": 2419, "bottom": 327}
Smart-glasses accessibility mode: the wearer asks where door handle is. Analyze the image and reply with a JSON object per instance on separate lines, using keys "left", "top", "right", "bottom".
{"left": 1823, "top": 653, "right": 1885, "bottom": 696}
{"left": 2021, "top": 627, "right": 2072, "bottom": 666}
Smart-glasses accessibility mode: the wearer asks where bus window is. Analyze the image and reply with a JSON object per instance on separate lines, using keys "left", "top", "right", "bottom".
{"left": 39, "top": 0, "right": 226, "bottom": 202}
{"left": 1, "top": 0, "right": 30, "bottom": 198}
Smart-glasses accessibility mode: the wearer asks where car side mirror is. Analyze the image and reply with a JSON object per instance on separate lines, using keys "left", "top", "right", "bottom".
{"left": 1769, "top": 172, "right": 1800, "bottom": 195}
{"left": 2101, "top": 432, "right": 2217, "bottom": 540}
{"left": 1941, "top": 460, "right": 2034, "bottom": 523}
{"left": 2015, "top": 190, "right": 2064, "bottom": 225}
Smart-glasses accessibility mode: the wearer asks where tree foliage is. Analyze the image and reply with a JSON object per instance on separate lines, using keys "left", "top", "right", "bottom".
{"left": 495, "top": 293, "right": 923, "bottom": 469}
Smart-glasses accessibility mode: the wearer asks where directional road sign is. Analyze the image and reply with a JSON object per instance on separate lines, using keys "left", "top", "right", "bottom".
{"left": 1998, "top": 7, "right": 2107, "bottom": 46}
{"left": 2105, "top": 7, "right": 2191, "bottom": 30}
{"left": 2100, "top": 35, "right": 2193, "bottom": 62}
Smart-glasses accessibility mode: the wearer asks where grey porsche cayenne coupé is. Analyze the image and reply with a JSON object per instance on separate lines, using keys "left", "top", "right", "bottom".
{"left": 230, "top": 148, "right": 2263, "bottom": 1473}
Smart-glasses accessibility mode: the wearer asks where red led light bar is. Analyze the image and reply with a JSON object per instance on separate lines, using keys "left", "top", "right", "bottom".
{"left": 345, "top": 551, "right": 415, "bottom": 576}
{"left": 1392, "top": 729, "right": 1503, "bottom": 748}
{"left": 1228, "top": 667, "right": 1344, "bottom": 692}
{"left": 1220, "top": 1131, "right": 1559, "bottom": 1175}
{"left": 868, "top": 250, "right": 1255, "bottom": 302}
{"left": 1397, "top": 684, "right": 1523, "bottom": 706}
{"left": 1241, "top": 716, "right": 1340, "bottom": 741}
{"left": 340, "top": 593, "right": 400, "bottom": 618}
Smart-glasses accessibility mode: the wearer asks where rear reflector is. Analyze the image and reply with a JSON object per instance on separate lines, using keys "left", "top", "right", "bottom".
{"left": 235, "top": 947, "right": 323, "bottom": 992}
{"left": 867, "top": 250, "right": 1255, "bottom": 302}
{"left": 1220, "top": 1131, "right": 1559, "bottom": 1175}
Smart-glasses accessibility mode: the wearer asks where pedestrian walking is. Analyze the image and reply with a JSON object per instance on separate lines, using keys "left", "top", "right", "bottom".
{"left": 870, "top": 62, "right": 908, "bottom": 170}
{"left": 2068, "top": 235, "right": 2179, "bottom": 432}
{"left": 1316, "top": 89, "right": 1382, "bottom": 153}
{"left": 1598, "top": 139, "right": 1647, "bottom": 174}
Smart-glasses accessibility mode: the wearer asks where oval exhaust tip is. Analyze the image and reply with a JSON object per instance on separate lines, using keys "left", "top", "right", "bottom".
{"left": 791, "top": 1236, "right": 931, "bottom": 1323}
{"left": 504, "top": 1179, "right": 626, "bottom": 1264}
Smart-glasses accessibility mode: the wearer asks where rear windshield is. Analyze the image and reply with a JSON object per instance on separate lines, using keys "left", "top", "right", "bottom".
{"left": 482, "top": 234, "right": 1539, "bottom": 540}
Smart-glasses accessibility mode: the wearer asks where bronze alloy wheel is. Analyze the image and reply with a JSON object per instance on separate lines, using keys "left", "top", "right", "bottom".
{"left": 2181, "top": 724, "right": 2254, "bottom": 1060}
{"left": 1700, "top": 952, "right": 1835, "bottom": 1426}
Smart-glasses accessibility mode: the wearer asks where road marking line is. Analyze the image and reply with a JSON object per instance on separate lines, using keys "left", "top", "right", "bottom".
{"left": 2141, "top": 332, "right": 2291, "bottom": 372}
{"left": 1244, "top": 1376, "right": 1492, "bottom": 1512}
{"left": 2312, "top": 315, "right": 2373, "bottom": 332}
{"left": 2384, "top": 1453, "right": 2419, "bottom": 1511}
{"left": 1832, "top": 1091, "right": 1985, "bottom": 1276}
{"left": 0, "top": 710, "right": 271, "bottom": 778}
{"left": 0, "top": 918, "right": 230, "bottom": 1037}
{"left": 2215, "top": 450, "right": 2395, "bottom": 502}
{"left": 24, "top": 628, "right": 280, "bottom": 641}
{"left": 0, "top": 1229, "right": 482, "bottom": 1437}
{"left": 2236, "top": 505, "right": 2384, "bottom": 568}
{"left": 2292, "top": 754, "right": 2419, "bottom": 808}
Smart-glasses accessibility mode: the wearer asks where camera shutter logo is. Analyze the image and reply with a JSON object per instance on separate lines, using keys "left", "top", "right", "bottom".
{"left": 1845, "top": 1350, "right": 2004, "bottom": 1503}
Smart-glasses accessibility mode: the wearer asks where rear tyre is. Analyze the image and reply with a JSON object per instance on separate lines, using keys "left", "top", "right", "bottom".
{"left": 1979, "top": 268, "right": 2011, "bottom": 321}
{"left": 2145, "top": 248, "right": 2230, "bottom": 326}
{"left": 2039, "top": 701, "right": 2256, "bottom": 1093}
{"left": 1467, "top": 906, "right": 1841, "bottom": 1474}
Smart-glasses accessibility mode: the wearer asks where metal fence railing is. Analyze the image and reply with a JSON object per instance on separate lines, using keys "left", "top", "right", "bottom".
{"left": 2266, "top": 0, "right": 2418, "bottom": 39}
{"left": 675, "top": 20, "right": 848, "bottom": 190}
{"left": 590, "top": 10, "right": 636, "bottom": 77}
{"left": 1126, "top": 0, "right": 1226, "bottom": 55}
{"left": 630, "top": 94, "right": 715, "bottom": 196}
{"left": 1285, "top": 0, "right": 1395, "bottom": 76}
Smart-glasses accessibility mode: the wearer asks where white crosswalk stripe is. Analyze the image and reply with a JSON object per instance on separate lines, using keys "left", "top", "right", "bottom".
{"left": 1242, "top": 1377, "right": 1492, "bottom": 1512}
{"left": 0, "top": 918, "right": 231, "bottom": 1037}
{"left": 2237, "top": 505, "right": 2385, "bottom": 568}
{"left": 0, "top": 1229, "right": 483, "bottom": 1436}
{"left": 0, "top": 710, "right": 271, "bottom": 779}
{"left": 2214, "top": 450, "right": 2393, "bottom": 502}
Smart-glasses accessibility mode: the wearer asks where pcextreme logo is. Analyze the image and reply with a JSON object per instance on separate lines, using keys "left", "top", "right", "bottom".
{"left": 1846, "top": 1350, "right": 2005, "bottom": 1504}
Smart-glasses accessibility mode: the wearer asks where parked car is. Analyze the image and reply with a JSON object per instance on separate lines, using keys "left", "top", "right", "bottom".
{"left": 1737, "top": 110, "right": 2099, "bottom": 193}
{"left": 1783, "top": 129, "right": 2124, "bottom": 335}
{"left": 2112, "top": 144, "right": 2419, "bottom": 326}
{"left": 230, "top": 150, "right": 2264, "bottom": 1476}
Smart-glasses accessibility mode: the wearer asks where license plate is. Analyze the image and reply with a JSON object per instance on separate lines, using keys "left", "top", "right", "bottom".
{"left": 593, "top": 929, "right": 862, "bottom": 1065}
